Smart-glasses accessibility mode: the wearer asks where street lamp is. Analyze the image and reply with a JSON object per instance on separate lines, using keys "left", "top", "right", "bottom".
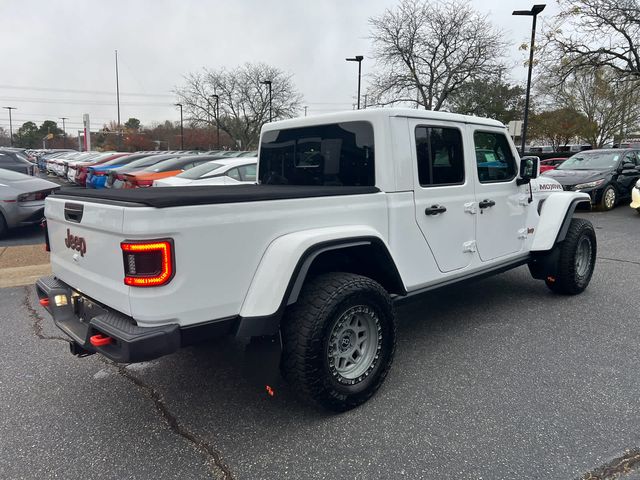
{"left": 210, "top": 94, "right": 220, "bottom": 149}
{"left": 260, "top": 80, "right": 272, "bottom": 122}
{"left": 3, "top": 106, "right": 16, "bottom": 146}
{"left": 513, "top": 4, "right": 546, "bottom": 155}
{"left": 346, "top": 55, "right": 364, "bottom": 109}
{"left": 59, "top": 117, "right": 68, "bottom": 149}
{"left": 174, "top": 103, "right": 184, "bottom": 150}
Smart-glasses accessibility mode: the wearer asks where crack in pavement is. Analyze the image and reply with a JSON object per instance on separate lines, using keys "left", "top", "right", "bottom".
{"left": 22, "top": 286, "right": 70, "bottom": 342}
{"left": 101, "top": 358, "right": 235, "bottom": 480}
{"left": 22, "top": 286, "right": 234, "bottom": 480}
{"left": 597, "top": 256, "right": 640, "bottom": 267}
{"left": 579, "top": 448, "right": 640, "bottom": 480}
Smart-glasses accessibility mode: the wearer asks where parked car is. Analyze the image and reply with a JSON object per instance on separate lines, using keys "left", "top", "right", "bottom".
{"left": 539, "top": 157, "right": 566, "bottom": 173}
{"left": 631, "top": 179, "right": 640, "bottom": 214}
{"left": 87, "top": 153, "right": 159, "bottom": 189}
{"left": 542, "top": 149, "right": 640, "bottom": 210}
{"left": 106, "top": 153, "right": 184, "bottom": 188}
{"left": 122, "top": 155, "right": 215, "bottom": 188}
{"left": 154, "top": 158, "right": 257, "bottom": 187}
{"left": 0, "top": 150, "right": 35, "bottom": 175}
{"left": 74, "top": 153, "right": 133, "bottom": 187}
{"left": 66, "top": 152, "right": 116, "bottom": 183}
{"left": 0, "top": 168, "right": 58, "bottom": 237}
{"left": 37, "top": 108, "right": 595, "bottom": 411}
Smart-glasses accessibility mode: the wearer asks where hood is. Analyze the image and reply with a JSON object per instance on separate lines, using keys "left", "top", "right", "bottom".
{"left": 542, "top": 169, "right": 607, "bottom": 185}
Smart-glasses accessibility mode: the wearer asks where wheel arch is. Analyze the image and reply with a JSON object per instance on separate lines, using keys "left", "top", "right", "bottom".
{"left": 235, "top": 227, "right": 405, "bottom": 337}
{"left": 531, "top": 192, "right": 592, "bottom": 252}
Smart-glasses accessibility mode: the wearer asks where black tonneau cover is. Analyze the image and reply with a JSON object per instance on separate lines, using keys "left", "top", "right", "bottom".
{"left": 53, "top": 184, "right": 381, "bottom": 208}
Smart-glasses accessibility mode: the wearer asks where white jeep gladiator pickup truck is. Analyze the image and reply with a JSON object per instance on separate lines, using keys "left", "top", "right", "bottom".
{"left": 36, "top": 109, "right": 596, "bottom": 411}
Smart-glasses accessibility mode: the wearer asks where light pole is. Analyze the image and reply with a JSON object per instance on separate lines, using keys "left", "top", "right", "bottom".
{"left": 346, "top": 55, "right": 364, "bottom": 109}
{"left": 59, "top": 117, "right": 68, "bottom": 148}
{"left": 260, "top": 80, "right": 272, "bottom": 122}
{"left": 175, "top": 103, "right": 184, "bottom": 150}
{"left": 3, "top": 106, "right": 16, "bottom": 146}
{"left": 513, "top": 4, "right": 546, "bottom": 155}
{"left": 210, "top": 94, "right": 220, "bottom": 149}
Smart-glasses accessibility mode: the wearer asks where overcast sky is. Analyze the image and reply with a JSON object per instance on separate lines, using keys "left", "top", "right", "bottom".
{"left": 0, "top": 0, "right": 561, "bottom": 134}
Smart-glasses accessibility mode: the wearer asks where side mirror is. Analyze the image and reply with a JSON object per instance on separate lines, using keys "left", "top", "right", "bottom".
{"left": 517, "top": 156, "right": 539, "bottom": 185}
{"left": 621, "top": 162, "right": 636, "bottom": 172}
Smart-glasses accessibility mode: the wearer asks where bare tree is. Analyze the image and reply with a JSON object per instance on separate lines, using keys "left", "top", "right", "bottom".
{"left": 537, "top": 66, "right": 640, "bottom": 147}
{"left": 544, "top": 0, "right": 640, "bottom": 79}
{"left": 175, "top": 63, "right": 303, "bottom": 149}
{"left": 367, "top": 0, "right": 508, "bottom": 110}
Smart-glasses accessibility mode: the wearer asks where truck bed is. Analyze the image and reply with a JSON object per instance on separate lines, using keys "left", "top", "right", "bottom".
{"left": 53, "top": 184, "right": 380, "bottom": 208}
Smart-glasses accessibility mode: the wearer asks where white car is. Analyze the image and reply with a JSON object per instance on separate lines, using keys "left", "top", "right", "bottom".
{"left": 153, "top": 157, "right": 257, "bottom": 187}
{"left": 37, "top": 108, "right": 595, "bottom": 412}
{"left": 631, "top": 179, "right": 640, "bottom": 213}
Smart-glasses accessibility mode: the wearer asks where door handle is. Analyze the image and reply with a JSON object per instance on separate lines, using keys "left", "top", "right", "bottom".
{"left": 425, "top": 205, "right": 447, "bottom": 215}
{"left": 479, "top": 199, "right": 496, "bottom": 209}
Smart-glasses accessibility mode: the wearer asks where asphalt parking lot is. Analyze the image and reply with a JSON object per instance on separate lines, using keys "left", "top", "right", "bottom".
{"left": 1, "top": 206, "right": 639, "bottom": 480}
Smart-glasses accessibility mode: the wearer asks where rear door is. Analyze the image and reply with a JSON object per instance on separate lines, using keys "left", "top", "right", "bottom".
{"left": 471, "top": 128, "right": 528, "bottom": 261}
{"left": 410, "top": 119, "right": 476, "bottom": 273}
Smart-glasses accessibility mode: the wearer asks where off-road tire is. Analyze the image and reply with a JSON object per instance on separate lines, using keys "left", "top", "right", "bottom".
{"left": 597, "top": 185, "right": 617, "bottom": 211}
{"left": 281, "top": 272, "right": 396, "bottom": 412}
{"left": 545, "top": 218, "right": 596, "bottom": 295}
{"left": 0, "top": 213, "right": 7, "bottom": 239}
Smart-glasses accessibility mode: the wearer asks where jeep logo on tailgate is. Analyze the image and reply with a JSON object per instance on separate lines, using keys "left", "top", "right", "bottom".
{"left": 64, "top": 229, "right": 87, "bottom": 257}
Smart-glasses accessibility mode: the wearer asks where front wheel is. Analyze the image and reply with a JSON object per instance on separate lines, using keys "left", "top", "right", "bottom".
{"left": 545, "top": 218, "right": 597, "bottom": 295}
{"left": 281, "top": 272, "right": 396, "bottom": 411}
{"left": 598, "top": 185, "right": 617, "bottom": 211}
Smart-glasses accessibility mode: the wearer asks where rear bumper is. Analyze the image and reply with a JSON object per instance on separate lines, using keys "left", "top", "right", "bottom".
{"left": 36, "top": 276, "right": 182, "bottom": 363}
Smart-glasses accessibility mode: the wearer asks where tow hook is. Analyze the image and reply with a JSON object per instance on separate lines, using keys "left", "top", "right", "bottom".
{"left": 69, "top": 342, "right": 95, "bottom": 358}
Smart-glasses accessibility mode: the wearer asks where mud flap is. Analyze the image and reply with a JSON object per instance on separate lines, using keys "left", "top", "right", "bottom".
{"left": 242, "top": 334, "right": 283, "bottom": 396}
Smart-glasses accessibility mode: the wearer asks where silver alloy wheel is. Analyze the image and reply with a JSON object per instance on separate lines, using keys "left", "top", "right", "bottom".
{"left": 575, "top": 236, "right": 593, "bottom": 278}
{"left": 327, "top": 305, "right": 382, "bottom": 385}
{"left": 604, "top": 187, "right": 616, "bottom": 209}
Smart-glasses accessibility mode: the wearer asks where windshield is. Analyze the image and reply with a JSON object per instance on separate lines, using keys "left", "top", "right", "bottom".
{"left": 557, "top": 151, "right": 621, "bottom": 170}
{"left": 258, "top": 121, "right": 375, "bottom": 186}
{"left": 177, "top": 162, "right": 225, "bottom": 179}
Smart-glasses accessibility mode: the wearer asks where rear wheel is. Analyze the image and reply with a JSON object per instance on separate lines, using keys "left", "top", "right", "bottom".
{"left": 598, "top": 185, "right": 617, "bottom": 211}
{"left": 282, "top": 272, "right": 396, "bottom": 411}
{"left": 545, "top": 218, "right": 597, "bottom": 295}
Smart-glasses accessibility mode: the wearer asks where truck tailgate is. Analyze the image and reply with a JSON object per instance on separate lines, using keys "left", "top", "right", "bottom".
{"left": 45, "top": 196, "right": 131, "bottom": 315}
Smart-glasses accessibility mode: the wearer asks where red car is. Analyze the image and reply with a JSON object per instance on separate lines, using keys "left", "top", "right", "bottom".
{"left": 74, "top": 153, "right": 131, "bottom": 186}
{"left": 539, "top": 158, "right": 566, "bottom": 173}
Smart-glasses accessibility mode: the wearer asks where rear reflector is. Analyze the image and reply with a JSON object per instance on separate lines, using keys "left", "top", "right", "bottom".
{"left": 121, "top": 239, "right": 174, "bottom": 287}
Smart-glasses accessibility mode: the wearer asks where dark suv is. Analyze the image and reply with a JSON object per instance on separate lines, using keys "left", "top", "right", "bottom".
{"left": 542, "top": 149, "right": 640, "bottom": 210}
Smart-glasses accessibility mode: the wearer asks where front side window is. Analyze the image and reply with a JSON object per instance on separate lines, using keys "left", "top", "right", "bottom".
{"left": 227, "top": 168, "right": 241, "bottom": 181}
{"left": 258, "top": 121, "right": 374, "bottom": 186}
{"left": 474, "top": 131, "right": 517, "bottom": 183}
{"left": 415, "top": 126, "right": 464, "bottom": 186}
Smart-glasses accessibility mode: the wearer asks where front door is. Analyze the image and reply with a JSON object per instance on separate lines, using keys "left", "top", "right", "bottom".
{"left": 411, "top": 121, "right": 476, "bottom": 273}
{"left": 471, "top": 128, "right": 528, "bottom": 261}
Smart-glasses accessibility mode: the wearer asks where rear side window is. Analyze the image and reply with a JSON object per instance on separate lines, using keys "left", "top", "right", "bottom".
{"left": 259, "top": 121, "right": 374, "bottom": 186}
{"left": 415, "top": 126, "right": 465, "bottom": 186}
{"left": 473, "top": 131, "right": 517, "bottom": 183}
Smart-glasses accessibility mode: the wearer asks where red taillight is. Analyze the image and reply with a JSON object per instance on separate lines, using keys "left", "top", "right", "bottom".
{"left": 136, "top": 179, "right": 154, "bottom": 187}
{"left": 121, "top": 239, "right": 174, "bottom": 287}
{"left": 94, "top": 171, "right": 106, "bottom": 176}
